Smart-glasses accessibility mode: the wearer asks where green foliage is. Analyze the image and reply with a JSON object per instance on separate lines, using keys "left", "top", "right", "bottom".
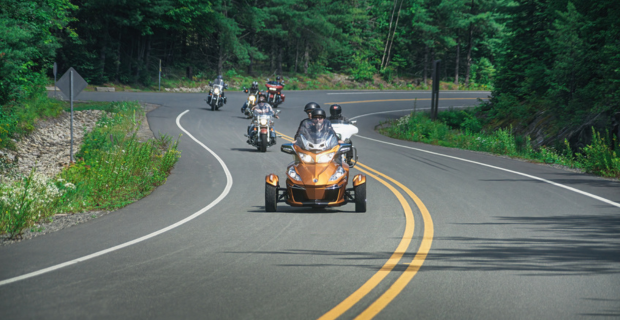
{"left": 0, "top": 0, "right": 76, "bottom": 105}
{"left": 0, "top": 101, "right": 181, "bottom": 237}
{"left": 348, "top": 53, "right": 376, "bottom": 82}
{"left": 381, "top": 112, "right": 620, "bottom": 179}
{"left": 0, "top": 89, "right": 65, "bottom": 149}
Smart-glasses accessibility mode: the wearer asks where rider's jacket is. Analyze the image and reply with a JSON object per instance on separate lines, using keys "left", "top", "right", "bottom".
{"left": 253, "top": 102, "right": 275, "bottom": 114}
{"left": 329, "top": 115, "right": 350, "bottom": 123}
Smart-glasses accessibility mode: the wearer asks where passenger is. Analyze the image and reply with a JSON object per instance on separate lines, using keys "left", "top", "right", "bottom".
{"left": 328, "top": 104, "right": 350, "bottom": 123}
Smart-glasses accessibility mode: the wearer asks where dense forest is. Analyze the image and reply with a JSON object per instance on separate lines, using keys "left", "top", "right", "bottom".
{"left": 1, "top": 0, "right": 619, "bottom": 147}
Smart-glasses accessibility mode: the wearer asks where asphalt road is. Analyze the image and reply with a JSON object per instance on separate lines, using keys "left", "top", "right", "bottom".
{"left": 1, "top": 90, "right": 619, "bottom": 319}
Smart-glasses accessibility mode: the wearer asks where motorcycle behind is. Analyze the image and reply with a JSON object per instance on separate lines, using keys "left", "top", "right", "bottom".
{"left": 206, "top": 81, "right": 228, "bottom": 111}
{"left": 242, "top": 86, "right": 260, "bottom": 118}
{"left": 265, "top": 78, "right": 285, "bottom": 107}
{"left": 331, "top": 120, "right": 359, "bottom": 166}
{"left": 245, "top": 109, "right": 281, "bottom": 152}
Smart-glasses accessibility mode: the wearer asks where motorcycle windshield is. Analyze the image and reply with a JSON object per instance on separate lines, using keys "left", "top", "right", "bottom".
{"left": 296, "top": 125, "right": 338, "bottom": 152}
{"left": 252, "top": 107, "right": 274, "bottom": 117}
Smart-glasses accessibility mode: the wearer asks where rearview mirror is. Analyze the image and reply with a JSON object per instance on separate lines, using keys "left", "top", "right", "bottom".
{"left": 351, "top": 120, "right": 357, "bottom": 125}
{"left": 338, "top": 143, "right": 352, "bottom": 154}
{"left": 281, "top": 143, "right": 295, "bottom": 154}
{"left": 208, "top": 82, "right": 213, "bottom": 86}
{"left": 275, "top": 110, "right": 281, "bottom": 115}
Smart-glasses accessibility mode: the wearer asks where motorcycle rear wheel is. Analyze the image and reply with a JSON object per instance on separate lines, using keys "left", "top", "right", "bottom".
{"left": 259, "top": 133, "right": 268, "bottom": 152}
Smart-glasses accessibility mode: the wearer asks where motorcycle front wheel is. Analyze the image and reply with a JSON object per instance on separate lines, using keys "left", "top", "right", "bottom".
{"left": 259, "top": 133, "right": 268, "bottom": 152}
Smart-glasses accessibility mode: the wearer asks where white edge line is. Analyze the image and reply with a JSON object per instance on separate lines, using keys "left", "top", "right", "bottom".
{"left": 350, "top": 107, "right": 457, "bottom": 120}
{"left": 356, "top": 134, "right": 620, "bottom": 209}
{"left": 327, "top": 92, "right": 491, "bottom": 95}
{"left": 0, "top": 110, "right": 233, "bottom": 286}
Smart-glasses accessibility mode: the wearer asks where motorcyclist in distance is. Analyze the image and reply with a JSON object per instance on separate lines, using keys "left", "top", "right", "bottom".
{"left": 212, "top": 74, "right": 227, "bottom": 98}
{"left": 247, "top": 93, "right": 279, "bottom": 143}
{"left": 328, "top": 104, "right": 350, "bottom": 123}
{"left": 241, "top": 81, "right": 260, "bottom": 114}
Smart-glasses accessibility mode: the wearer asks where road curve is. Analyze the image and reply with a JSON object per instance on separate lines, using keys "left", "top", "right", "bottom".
{"left": 1, "top": 90, "right": 619, "bottom": 319}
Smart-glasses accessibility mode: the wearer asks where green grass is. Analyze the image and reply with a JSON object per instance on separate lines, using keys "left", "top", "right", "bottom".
{"left": 0, "top": 94, "right": 65, "bottom": 149}
{"left": 0, "top": 101, "right": 181, "bottom": 238}
{"left": 380, "top": 110, "right": 620, "bottom": 179}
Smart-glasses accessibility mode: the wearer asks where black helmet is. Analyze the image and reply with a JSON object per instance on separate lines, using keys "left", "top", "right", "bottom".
{"left": 276, "top": 76, "right": 281, "bottom": 81}
{"left": 258, "top": 93, "right": 267, "bottom": 101}
{"left": 311, "top": 108, "right": 326, "bottom": 119}
{"left": 330, "top": 104, "right": 342, "bottom": 116}
{"left": 304, "top": 102, "right": 320, "bottom": 113}
{"left": 217, "top": 75, "right": 223, "bottom": 79}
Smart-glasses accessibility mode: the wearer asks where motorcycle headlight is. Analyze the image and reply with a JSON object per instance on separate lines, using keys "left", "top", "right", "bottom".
{"left": 214, "top": 88, "right": 220, "bottom": 94}
{"left": 288, "top": 166, "right": 301, "bottom": 181}
{"left": 298, "top": 153, "right": 315, "bottom": 164}
{"left": 269, "top": 87, "right": 277, "bottom": 91}
{"left": 329, "top": 166, "right": 346, "bottom": 181}
{"left": 316, "top": 152, "right": 335, "bottom": 164}
{"left": 260, "top": 118, "right": 268, "bottom": 126}
{"left": 249, "top": 96, "right": 256, "bottom": 102}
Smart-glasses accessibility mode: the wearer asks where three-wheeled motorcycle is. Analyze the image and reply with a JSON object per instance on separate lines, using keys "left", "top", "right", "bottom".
{"left": 264, "top": 125, "right": 366, "bottom": 212}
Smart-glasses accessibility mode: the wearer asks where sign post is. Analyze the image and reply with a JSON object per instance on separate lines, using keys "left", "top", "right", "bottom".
{"left": 53, "top": 62, "right": 58, "bottom": 99}
{"left": 430, "top": 60, "right": 441, "bottom": 121}
{"left": 56, "top": 67, "right": 88, "bottom": 163}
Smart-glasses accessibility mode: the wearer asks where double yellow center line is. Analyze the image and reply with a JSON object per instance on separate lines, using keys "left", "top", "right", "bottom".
{"left": 277, "top": 131, "right": 434, "bottom": 319}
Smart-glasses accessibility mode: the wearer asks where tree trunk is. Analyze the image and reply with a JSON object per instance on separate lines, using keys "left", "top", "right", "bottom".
{"left": 464, "top": 24, "right": 473, "bottom": 86}
{"left": 115, "top": 30, "right": 122, "bottom": 82}
{"left": 380, "top": 0, "right": 399, "bottom": 69}
{"left": 385, "top": 0, "right": 403, "bottom": 69}
{"left": 136, "top": 37, "right": 144, "bottom": 80}
{"left": 294, "top": 41, "right": 299, "bottom": 73}
{"left": 100, "top": 46, "right": 106, "bottom": 82}
{"left": 270, "top": 37, "right": 275, "bottom": 72}
{"left": 423, "top": 44, "right": 428, "bottom": 85}
{"left": 304, "top": 42, "right": 309, "bottom": 75}
{"left": 464, "top": 0, "right": 475, "bottom": 86}
{"left": 454, "top": 35, "right": 460, "bottom": 85}
{"left": 217, "top": 44, "right": 224, "bottom": 75}
{"left": 277, "top": 46, "right": 283, "bottom": 75}
{"left": 144, "top": 35, "right": 151, "bottom": 83}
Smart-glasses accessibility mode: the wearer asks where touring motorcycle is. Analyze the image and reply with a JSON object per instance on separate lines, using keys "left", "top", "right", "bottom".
{"left": 206, "top": 81, "right": 227, "bottom": 111}
{"left": 245, "top": 108, "right": 281, "bottom": 152}
{"left": 242, "top": 83, "right": 261, "bottom": 118}
{"left": 264, "top": 125, "right": 367, "bottom": 212}
{"left": 331, "top": 119, "right": 359, "bottom": 166}
{"left": 265, "top": 78, "right": 285, "bottom": 107}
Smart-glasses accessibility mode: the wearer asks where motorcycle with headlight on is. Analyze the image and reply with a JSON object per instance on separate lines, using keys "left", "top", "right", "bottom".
{"left": 264, "top": 125, "right": 367, "bottom": 212}
{"left": 245, "top": 108, "right": 281, "bottom": 152}
{"left": 206, "top": 81, "right": 228, "bottom": 111}
{"left": 242, "top": 84, "right": 260, "bottom": 118}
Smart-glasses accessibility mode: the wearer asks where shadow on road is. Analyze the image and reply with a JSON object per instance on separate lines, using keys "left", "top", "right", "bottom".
{"left": 423, "top": 213, "right": 620, "bottom": 276}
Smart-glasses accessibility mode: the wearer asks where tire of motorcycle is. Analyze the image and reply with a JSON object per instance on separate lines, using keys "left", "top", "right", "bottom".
{"left": 211, "top": 102, "right": 215, "bottom": 111}
{"left": 265, "top": 183, "right": 277, "bottom": 212}
{"left": 259, "top": 133, "right": 268, "bottom": 152}
{"left": 354, "top": 183, "right": 367, "bottom": 212}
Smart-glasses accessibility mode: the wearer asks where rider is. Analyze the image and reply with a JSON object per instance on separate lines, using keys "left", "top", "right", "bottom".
{"left": 328, "top": 104, "right": 350, "bottom": 123}
{"left": 294, "top": 102, "right": 321, "bottom": 141}
{"left": 247, "top": 93, "right": 279, "bottom": 142}
{"left": 211, "top": 75, "right": 227, "bottom": 103}
{"left": 295, "top": 108, "right": 343, "bottom": 144}
{"left": 242, "top": 81, "right": 261, "bottom": 114}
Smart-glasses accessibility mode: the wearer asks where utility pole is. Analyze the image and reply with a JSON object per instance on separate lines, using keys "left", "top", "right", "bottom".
{"left": 431, "top": 60, "right": 441, "bottom": 121}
